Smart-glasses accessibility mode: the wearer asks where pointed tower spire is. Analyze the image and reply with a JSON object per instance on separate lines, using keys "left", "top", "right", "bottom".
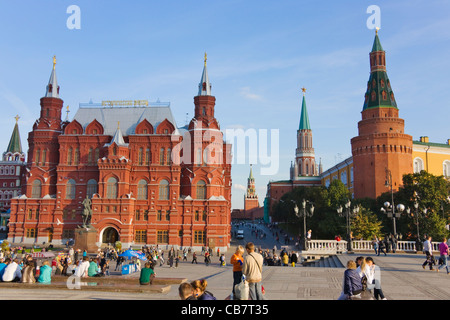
{"left": 6, "top": 115, "right": 22, "bottom": 154}
{"left": 299, "top": 87, "right": 311, "bottom": 130}
{"left": 45, "top": 55, "right": 60, "bottom": 98}
{"left": 295, "top": 87, "right": 317, "bottom": 178}
{"left": 198, "top": 52, "right": 212, "bottom": 96}
{"left": 363, "top": 30, "right": 397, "bottom": 110}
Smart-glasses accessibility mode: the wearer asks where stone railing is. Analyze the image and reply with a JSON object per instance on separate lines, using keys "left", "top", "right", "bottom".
{"left": 305, "top": 239, "right": 440, "bottom": 254}
{"left": 306, "top": 240, "right": 348, "bottom": 254}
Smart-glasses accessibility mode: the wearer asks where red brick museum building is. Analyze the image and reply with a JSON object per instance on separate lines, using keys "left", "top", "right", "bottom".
{"left": 7, "top": 56, "right": 233, "bottom": 250}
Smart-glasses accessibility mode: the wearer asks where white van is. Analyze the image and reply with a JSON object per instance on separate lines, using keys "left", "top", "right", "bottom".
{"left": 237, "top": 230, "right": 244, "bottom": 240}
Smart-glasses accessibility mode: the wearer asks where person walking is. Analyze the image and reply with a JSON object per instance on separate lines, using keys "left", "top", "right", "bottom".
{"left": 230, "top": 246, "right": 244, "bottom": 299}
{"left": 422, "top": 236, "right": 435, "bottom": 270}
{"left": 242, "top": 242, "right": 264, "bottom": 300}
{"left": 377, "top": 238, "right": 387, "bottom": 256}
{"left": 372, "top": 236, "right": 379, "bottom": 255}
{"left": 437, "top": 237, "right": 449, "bottom": 274}
{"left": 192, "top": 252, "right": 198, "bottom": 264}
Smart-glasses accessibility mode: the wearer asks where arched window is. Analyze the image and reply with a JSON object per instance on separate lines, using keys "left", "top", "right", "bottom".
{"left": 35, "top": 148, "right": 40, "bottom": 165}
{"left": 443, "top": 160, "right": 450, "bottom": 178}
{"left": 341, "top": 171, "right": 347, "bottom": 186}
{"left": 158, "top": 179, "right": 169, "bottom": 200}
{"left": 87, "top": 179, "right": 98, "bottom": 198}
{"left": 137, "top": 179, "right": 148, "bottom": 200}
{"left": 159, "top": 148, "right": 165, "bottom": 165}
{"left": 196, "top": 180, "right": 206, "bottom": 200}
{"left": 42, "top": 149, "right": 47, "bottom": 164}
{"left": 95, "top": 148, "right": 100, "bottom": 163}
{"left": 88, "top": 148, "right": 93, "bottom": 165}
{"left": 196, "top": 148, "right": 202, "bottom": 165}
{"left": 106, "top": 177, "right": 118, "bottom": 199}
{"left": 31, "top": 180, "right": 42, "bottom": 198}
{"left": 67, "top": 147, "right": 73, "bottom": 165}
{"left": 166, "top": 148, "right": 171, "bottom": 165}
{"left": 74, "top": 147, "right": 79, "bottom": 165}
{"left": 138, "top": 148, "right": 143, "bottom": 165}
{"left": 146, "top": 148, "right": 151, "bottom": 165}
{"left": 413, "top": 157, "right": 424, "bottom": 173}
{"left": 66, "top": 179, "right": 76, "bottom": 199}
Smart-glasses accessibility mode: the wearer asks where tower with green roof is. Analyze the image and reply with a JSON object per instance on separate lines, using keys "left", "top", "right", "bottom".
{"left": 291, "top": 88, "right": 319, "bottom": 179}
{"left": 0, "top": 115, "right": 25, "bottom": 217}
{"left": 351, "top": 30, "right": 413, "bottom": 200}
{"left": 3, "top": 115, "right": 25, "bottom": 162}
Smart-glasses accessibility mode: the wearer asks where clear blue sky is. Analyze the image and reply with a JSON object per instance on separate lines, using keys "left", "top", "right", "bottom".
{"left": 0, "top": 1, "right": 449, "bottom": 209}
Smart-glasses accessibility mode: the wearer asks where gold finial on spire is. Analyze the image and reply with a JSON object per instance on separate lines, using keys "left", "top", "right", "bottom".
{"left": 117, "top": 121, "right": 120, "bottom": 129}
{"left": 301, "top": 87, "right": 306, "bottom": 95}
{"left": 375, "top": 27, "right": 380, "bottom": 35}
{"left": 53, "top": 55, "right": 57, "bottom": 70}
{"left": 204, "top": 52, "right": 207, "bottom": 67}
{"left": 14, "top": 115, "right": 20, "bottom": 124}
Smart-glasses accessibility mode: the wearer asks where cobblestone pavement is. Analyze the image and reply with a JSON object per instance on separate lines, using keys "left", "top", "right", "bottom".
{"left": 0, "top": 248, "right": 448, "bottom": 300}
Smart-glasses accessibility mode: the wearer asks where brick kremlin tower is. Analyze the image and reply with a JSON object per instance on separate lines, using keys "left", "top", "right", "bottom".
{"left": 244, "top": 165, "right": 259, "bottom": 212}
{"left": 351, "top": 30, "right": 413, "bottom": 199}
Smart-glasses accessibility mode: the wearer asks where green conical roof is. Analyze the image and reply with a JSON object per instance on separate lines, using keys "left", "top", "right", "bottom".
{"left": 371, "top": 32, "right": 384, "bottom": 52}
{"left": 299, "top": 94, "right": 311, "bottom": 130}
{"left": 6, "top": 122, "right": 22, "bottom": 153}
{"left": 363, "top": 32, "right": 397, "bottom": 111}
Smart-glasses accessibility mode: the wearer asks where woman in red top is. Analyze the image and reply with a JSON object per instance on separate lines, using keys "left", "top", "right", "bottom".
{"left": 230, "top": 245, "right": 244, "bottom": 299}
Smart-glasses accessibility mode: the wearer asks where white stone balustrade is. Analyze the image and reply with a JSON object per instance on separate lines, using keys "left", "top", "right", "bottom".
{"left": 304, "top": 239, "right": 440, "bottom": 254}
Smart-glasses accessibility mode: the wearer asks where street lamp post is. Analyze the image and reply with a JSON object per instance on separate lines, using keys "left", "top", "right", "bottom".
{"left": 337, "top": 199, "right": 359, "bottom": 252}
{"left": 293, "top": 199, "right": 314, "bottom": 251}
{"left": 380, "top": 201, "right": 403, "bottom": 236}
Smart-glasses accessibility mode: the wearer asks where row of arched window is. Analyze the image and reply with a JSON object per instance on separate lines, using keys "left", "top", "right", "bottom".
{"left": 0, "top": 191, "right": 16, "bottom": 200}
{"left": 414, "top": 158, "right": 450, "bottom": 177}
{"left": 30, "top": 178, "right": 208, "bottom": 200}
{"left": 34, "top": 148, "right": 47, "bottom": 166}
{"left": 0, "top": 166, "right": 19, "bottom": 175}
{"left": 67, "top": 147, "right": 100, "bottom": 166}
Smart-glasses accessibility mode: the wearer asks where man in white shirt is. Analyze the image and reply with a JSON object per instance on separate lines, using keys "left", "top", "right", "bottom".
{"left": 422, "top": 236, "right": 435, "bottom": 271}
{"left": 2, "top": 258, "right": 22, "bottom": 282}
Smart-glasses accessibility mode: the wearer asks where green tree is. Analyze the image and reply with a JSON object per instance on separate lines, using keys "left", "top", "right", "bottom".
{"left": 381, "top": 171, "right": 450, "bottom": 240}
{"left": 350, "top": 206, "right": 383, "bottom": 240}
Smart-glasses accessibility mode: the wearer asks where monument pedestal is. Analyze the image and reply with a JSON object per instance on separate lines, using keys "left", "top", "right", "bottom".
{"left": 74, "top": 226, "right": 98, "bottom": 253}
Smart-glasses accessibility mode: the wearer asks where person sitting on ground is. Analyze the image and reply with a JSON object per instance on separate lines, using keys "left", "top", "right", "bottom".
{"left": 191, "top": 279, "right": 216, "bottom": 300}
{"left": 76, "top": 256, "right": 90, "bottom": 278}
{"left": 2, "top": 258, "right": 22, "bottom": 282}
{"left": 37, "top": 260, "right": 52, "bottom": 284}
{"left": 179, "top": 282, "right": 197, "bottom": 300}
{"left": 21, "top": 260, "right": 36, "bottom": 284}
{"left": 139, "top": 262, "right": 155, "bottom": 285}
{"left": 0, "top": 258, "right": 8, "bottom": 280}
{"left": 338, "top": 260, "right": 363, "bottom": 300}
{"left": 88, "top": 257, "right": 99, "bottom": 277}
